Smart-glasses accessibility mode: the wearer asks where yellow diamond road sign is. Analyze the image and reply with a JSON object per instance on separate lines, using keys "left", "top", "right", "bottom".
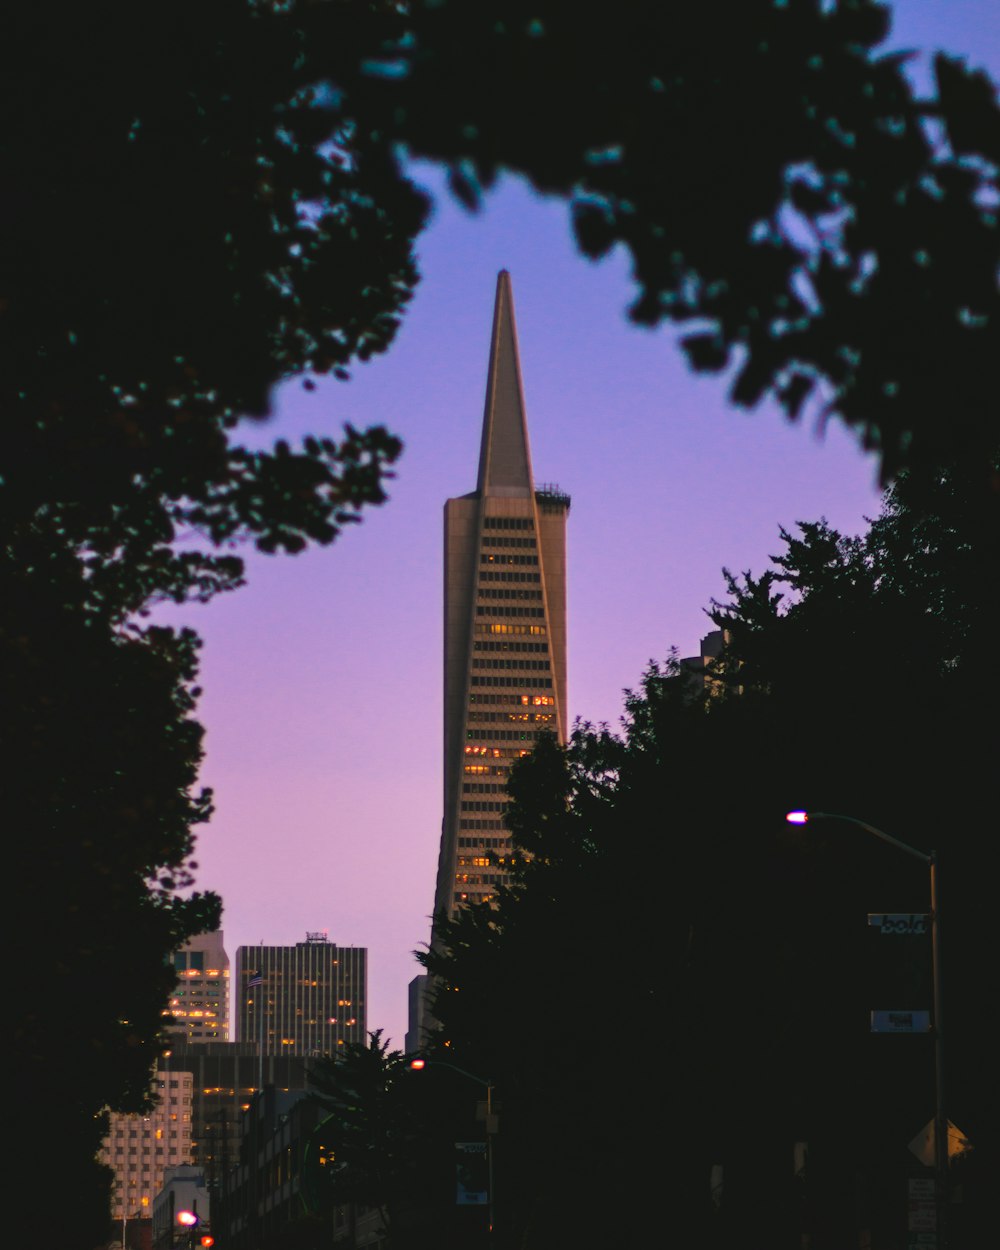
{"left": 907, "top": 1120, "right": 973, "bottom": 1166}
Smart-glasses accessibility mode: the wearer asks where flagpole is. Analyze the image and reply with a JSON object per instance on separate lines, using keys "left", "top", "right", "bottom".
{"left": 256, "top": 964, "right": 264, "bottom": 1093}
{"left": 258, "top": 989, "right": 263, "bottom": 1093}
{"left": 248, "top": 958, "right": 265, "bottom": 1095}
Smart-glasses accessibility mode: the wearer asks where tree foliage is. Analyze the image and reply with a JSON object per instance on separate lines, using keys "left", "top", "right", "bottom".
{"left": 422, "top": 461, "right": 999, "bottom": 1247}
{"left": 4, "top": 4, "right": 999, "bottom": 1243}
{"left": 306, "top": 1031, "right": 477, "bottom": 1249}
{"left": 376, "top": 0, "right": 1000, "bottom": 481}
{"left": 3, "top": 7, "right": 417, "bottom": 1243}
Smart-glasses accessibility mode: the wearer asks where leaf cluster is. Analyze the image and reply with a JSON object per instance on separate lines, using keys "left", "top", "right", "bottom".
{"left": 306, "top": 1031, "right": 464, "bottom": 1245}
{"left": 369, "top": 0, "right": 1000, "bottom": 481}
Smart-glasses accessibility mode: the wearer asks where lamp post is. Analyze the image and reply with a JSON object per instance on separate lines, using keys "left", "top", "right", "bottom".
{"left": 410, "top": 1058, "right": 496, "bottom": 1238}
{"left": 786, "top": 810, "right": 947, "bottom": 1248}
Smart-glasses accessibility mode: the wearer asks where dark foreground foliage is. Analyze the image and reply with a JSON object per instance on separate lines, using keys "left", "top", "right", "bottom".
{"left": 3, "top": 4, "right": 997, "bottom": 1244}
{"left": 422, "top": 461, "right": 1000, "bottom": 1248}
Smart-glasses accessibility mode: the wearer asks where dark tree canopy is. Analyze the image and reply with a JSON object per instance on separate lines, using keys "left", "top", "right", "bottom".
{"left": 3, "top": 0, "right": 998, "bottom": 517}
{"left": 3, "top": 10, "right": 419, "bottom": 1244}
{"left": 375, "top": 0, "right": 1000, "bottom": 482}
{"left": 306, "top": 1032, "right": 484, "bottom": 1249}
{"left": 421, "top": 460, "right": 1000, "bottom": 1247}
{"left": 3, "top": 4, "right": 998, "bottom": 1244}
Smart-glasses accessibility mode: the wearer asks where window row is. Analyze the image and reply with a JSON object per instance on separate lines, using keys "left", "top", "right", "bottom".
{"left": 469, "top": 693, "right": 545, "bottom": 706}
{"left": 463, "top": 764, "right": 509, "bottom": 776}
{"left": 474, "top": 641, "right": 548, "bottom": 654}
{"left": 470, "top": 675, "right": 552, "bottom": 688}
{"left": 472, "top": 658, "right": 551, "bottom": 672}
{"left": 458, "top": 836, "right": 511, "bottom": 849}
{"left": 466, "top": 730, "right": 539, "bottom": 743}
{"left": 482, "top": 553, "right": 538, "bottom": 566}
{"left": 464, "top": 746, "right": 532, "bottom": 759}
{"left": 459, "top": 818, "right": 505, "bottom": 830}
{"left": 483, "top": 517, "right": 534, "bottom": 530}
{"left": 478, "top": 587, "right": 542, "bottom": 602}
{"left": 481, "top": 536, "right": 537, "bottom": 549}
{"left": 467, "top": 712, "right": 553, "bottom": 725}
{"left": 461, "top": 800, "right": 508, "bottom": 813}
{"left": 479, "top": 623, "right": 546, "bottom": 637}
{"left": 463, "top": 782, "right": 508, "bottom": 794}
{"left": 479, "top": 570, "right": 541, "bottom": 584}
{"left": 476, "top": 605, "right": 545, "bottom": 619}
{"left": 455, "top": 873, "right": 504, "bottom": 885}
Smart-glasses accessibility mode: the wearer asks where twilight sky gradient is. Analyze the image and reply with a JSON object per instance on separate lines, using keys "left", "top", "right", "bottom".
{"left": 159, "top": 2, "right": 1000, "bottom": 1051}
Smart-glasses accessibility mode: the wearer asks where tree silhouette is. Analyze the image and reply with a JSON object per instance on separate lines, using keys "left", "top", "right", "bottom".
{"left": 4, "top": 5, "right": 998, "bottom": 1240}
{"left": 423, "top": 463, "right": 999, "bottom": 1247}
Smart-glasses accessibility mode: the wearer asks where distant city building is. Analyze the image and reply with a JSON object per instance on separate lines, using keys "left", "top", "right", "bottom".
{"left": 680, "top": 628, "right": 723, "bottom": 686}
{"left": 235, "top": 933, "right": 367, "bottom": 1056}
{"left": 404, "top": 974, "right": 429, "bottom": 1054}
{"left": 679, "top": 628, "right": 738, "bottom": 698}
{"left": 164, "top": 930, "right": 230, "bottom": 1043}
{"left": 99, "top": 1071, "right": 194, "bottom": 1226}
{"left": 157, "top": 1042, "right": 311, "bottom": 1191}
{"left": 433, "top": 270, "right": 570, "bottom": 922}
{"left": 219, "top": 1086, "right": 385, "bottom": 1250}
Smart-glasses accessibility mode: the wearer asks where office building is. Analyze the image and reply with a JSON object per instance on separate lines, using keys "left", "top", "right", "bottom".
{"left": 99, "top": 1071, "right": 194, "bottom": 1225}
{"left": 404, "top": 973, "right": 429, "bottom": 1054}
{"left": 433, "top": 270, "right": 570, "bottom": 922}
{"left": 164, "top": 929, "right": 230, "bottom": 1043}
{"left": 235, "top": 933, "right": 367, "bottom": 1056}
{"left": 157, "top": 1042, "right": 311, "bottom": 1189}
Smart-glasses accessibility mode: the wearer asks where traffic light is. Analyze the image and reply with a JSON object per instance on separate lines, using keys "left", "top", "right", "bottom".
{"left": 200, "top": 1237, "right": 214, "bottom": 1247}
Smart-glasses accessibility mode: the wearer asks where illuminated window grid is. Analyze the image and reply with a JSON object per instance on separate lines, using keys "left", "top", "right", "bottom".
{"left": 100, "top": 1074, "right": 194, "bottom": 1221}
{"left": 235, "top": 939, "right": 367, "bottom": 1056}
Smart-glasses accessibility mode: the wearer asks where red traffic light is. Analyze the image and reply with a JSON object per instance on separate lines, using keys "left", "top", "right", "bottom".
{"left": 410, "top": 1058, "right": 426, "bottom": 1070}
{"left": 200, "top": 1238, "right": 215, "bottom": 1247}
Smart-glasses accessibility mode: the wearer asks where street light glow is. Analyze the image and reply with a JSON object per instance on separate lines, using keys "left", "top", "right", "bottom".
{"left": 177, "top": 1212, "right": 198, "bottom": 1227}
{"left": 785, "top": 810, "right": 809, "bottom": 824}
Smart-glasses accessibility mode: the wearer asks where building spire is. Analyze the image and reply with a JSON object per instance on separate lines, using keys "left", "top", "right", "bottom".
{"left": 476, "top": 270, "right": 535, "bottom": 497}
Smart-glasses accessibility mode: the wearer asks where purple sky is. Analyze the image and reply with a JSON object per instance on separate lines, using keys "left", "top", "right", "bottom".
{"left": 159, "top": 2, "right": 1000, "bottom": 1051}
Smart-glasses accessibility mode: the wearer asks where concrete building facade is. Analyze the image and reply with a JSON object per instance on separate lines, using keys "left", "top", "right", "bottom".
{"left": 100, "top": 1071, "right": 194, "bottom": 1225}
{"left": 433, "top": 270, "right": 569, "bottom": 922}
{"left": 164, "top": 929, "right": 230, "bottom": 1044}
{"left": 234, "top": 933, "right": 366, "bottom": 1057}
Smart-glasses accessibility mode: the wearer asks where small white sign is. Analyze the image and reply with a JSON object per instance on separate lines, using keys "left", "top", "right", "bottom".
{"left": 868, "top": 913, "right": 928, "bottom": 935}
{"left": 907, "top": 1201, "right": 937, "bottom": 1232}
{"left": 871, "top": 1009, "right": 931, "bottom": 1033}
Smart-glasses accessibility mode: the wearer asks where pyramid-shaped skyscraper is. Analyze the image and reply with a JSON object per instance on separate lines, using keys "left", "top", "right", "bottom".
{"left": 433, "top": 271, "right": 570, "bottom": 921}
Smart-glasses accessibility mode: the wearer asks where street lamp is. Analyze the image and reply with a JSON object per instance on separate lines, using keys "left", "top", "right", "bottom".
{"left": 410, "top": 1058, "right": 496, "bottom": 1237}
{"left": 786, "top": 810, "right": 947, "bottom": 1248}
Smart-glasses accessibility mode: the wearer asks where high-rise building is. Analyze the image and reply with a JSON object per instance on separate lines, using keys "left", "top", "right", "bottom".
{"left": 102, "top": 931, "right": 232, "bottom": 1225}
{"left": 164, "top": 929, "right": 230, "bottom": 1043}
{"left": 99, "top": 1069, "right": 194, "bottom": 1225}
{"left": 433, "top": 271, "right": 570, "bottom": 922}
{"left": 235, "top": 933, "right": 367, "bottom": 1056}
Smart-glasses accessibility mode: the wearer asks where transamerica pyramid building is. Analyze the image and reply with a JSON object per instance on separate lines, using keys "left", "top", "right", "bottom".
{"left": 432, "top": 271, "right": 570, "bottom": 922}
